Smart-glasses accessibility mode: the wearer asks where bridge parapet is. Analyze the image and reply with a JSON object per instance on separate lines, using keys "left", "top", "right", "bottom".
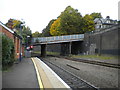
{"left": 32, "top": 34, "right": 84, "bottom": 44}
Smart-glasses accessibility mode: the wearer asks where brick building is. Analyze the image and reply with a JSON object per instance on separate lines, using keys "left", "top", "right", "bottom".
{"left": 0, "top": 21, "right": 24, "bottom": 59}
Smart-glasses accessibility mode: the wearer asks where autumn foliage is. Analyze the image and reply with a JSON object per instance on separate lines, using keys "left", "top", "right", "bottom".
{"left": 46, "top": 6, "right": 102, "bottom": 36}
{"left": 50, "top": 18, "right": 62, "bottom": 36}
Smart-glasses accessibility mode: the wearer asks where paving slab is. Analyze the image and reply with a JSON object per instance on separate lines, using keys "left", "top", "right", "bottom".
{"left": 2, "top": 58, "right": 39, "bottom": 88}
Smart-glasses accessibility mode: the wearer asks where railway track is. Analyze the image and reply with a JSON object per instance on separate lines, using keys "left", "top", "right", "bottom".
{"left": 47, "top": 55, "right": 120, "bottom": 69}
{"left": 32, "top": 53, "right": 119, "bottom": 69}
{"left": 65, "top": 57, "right": 120, "bottom": 69}
{"left": 41, "top": 58, "right": 99, "bottom": 90}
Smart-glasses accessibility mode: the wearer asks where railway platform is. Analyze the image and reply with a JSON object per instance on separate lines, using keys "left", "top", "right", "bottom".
{"left": 31, "top": 57, "right": 71, "bottom": 89}
{"left": 2, "top": 57, "right": 71, "bottom": 89}
{"left": 2, "top": 58, "right": 39, "bottom": 88}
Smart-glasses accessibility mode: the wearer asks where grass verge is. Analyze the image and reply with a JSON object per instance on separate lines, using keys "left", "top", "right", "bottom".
{"left": 46, "top": 51, "right": 60, "bottom": 56}
{"left": 71, "top": 54, "right": 118, "bottom": 60}
{"left": 32, "top": 51, "right": 118, "bottom": 60}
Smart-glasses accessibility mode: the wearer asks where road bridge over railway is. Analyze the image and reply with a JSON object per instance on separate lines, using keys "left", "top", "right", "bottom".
{"left": 31, "top": 25, "right": 119, "bottom": 57}
{"left": 32, "top": 34, "right": 84, "bottom": 57}
{"left": 32, "top": 34, "right": 84, "bottom": 44}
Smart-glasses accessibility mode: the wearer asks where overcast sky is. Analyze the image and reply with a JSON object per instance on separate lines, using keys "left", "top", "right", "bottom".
{"left": 0, "top": 0, "right": 119, "bottom": 33}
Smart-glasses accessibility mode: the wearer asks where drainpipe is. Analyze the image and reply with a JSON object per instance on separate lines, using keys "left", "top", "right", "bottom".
{"left": 19, "top": 24, "right": 22, "bottom": 62}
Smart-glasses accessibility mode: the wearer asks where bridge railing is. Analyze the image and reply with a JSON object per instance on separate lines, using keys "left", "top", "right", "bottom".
{"left": 33, "top": 34, "right": 84, "bottom": 43}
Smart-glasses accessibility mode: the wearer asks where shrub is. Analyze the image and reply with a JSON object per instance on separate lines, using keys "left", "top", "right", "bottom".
{"left": 2, "top": 34, "right": 15, "bottom": 69}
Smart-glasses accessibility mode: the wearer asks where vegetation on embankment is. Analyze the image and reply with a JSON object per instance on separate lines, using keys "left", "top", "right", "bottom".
{"left": 1, "top": 34, "right": 15, "bottom": 70}
{"left": 32, "top": 51, "right": 117, "bottom": 60}
{"left": 71, "top": 54, "right": 118, "bottom": 60}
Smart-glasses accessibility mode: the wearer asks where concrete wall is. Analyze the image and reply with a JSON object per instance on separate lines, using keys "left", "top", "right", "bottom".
{"left": 47, "top": 43, "right": 61, "bottom": 53}
{"left": 46, "top": 42, "right": 83, "bottom": 55}
{"left": 83, "top": 25, "right": 119, "bottom": 55}
{"left": 71, "top": 41, "right": 83, "bottom": 55}
{"left": 33, "top": 45, "right": 41, "bottom": 52}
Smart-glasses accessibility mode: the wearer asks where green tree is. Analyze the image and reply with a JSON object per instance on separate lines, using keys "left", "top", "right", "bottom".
{"left": 82, "top": 14, "right": 95, "bottom": 32}
{"left": 42, "top": 19, "right": 55, "bottom": 37}
{"left": 50, "top": 6, "right": 83, "bottom": 36}
{"left": 32, "top": 31, "right": 42, "bottom": 37}
{"left": 6, "top": 19, "right": 23, "bottom": 30}
{"left": 49, "top": 6, "right": 103, "bottom": 36}
{"left": 22, "top": 26, "right": 32, "bottom": 45}
{"left": 90, "top": 12, "right": 102, "bottom": 20}
{"left": 60, "top": 6, "right": 83, "bottom": 35}
{"left": 2, "top": 34, "right": 15, "bottom": 69}
{"left": 6, "top": 19, "right": 32, "bottom": 46}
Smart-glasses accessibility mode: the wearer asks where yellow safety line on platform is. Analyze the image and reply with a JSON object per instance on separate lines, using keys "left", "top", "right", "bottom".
{"left": 31, "top": 58, "right": 44, "bottom": 90}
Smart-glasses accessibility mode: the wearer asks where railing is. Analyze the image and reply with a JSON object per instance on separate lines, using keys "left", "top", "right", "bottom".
{"left": 33, "top": 34, "right": 84, "bottom": 43}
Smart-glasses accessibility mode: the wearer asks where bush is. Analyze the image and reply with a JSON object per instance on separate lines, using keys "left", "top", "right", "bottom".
{"left": 2, "top": 34, "right": 15, "bottom": 69}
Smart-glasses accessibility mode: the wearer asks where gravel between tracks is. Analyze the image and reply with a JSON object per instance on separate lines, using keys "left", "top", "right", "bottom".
{"left": 41, "top": 56, "right": 119, "bottom": 88}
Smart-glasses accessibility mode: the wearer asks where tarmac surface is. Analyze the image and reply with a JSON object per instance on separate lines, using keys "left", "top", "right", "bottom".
{"left": 2, "top": 58, "right": 39, "bottom": 88}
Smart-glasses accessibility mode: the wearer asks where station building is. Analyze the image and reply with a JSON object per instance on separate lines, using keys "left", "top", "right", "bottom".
{"left": 0, "top": 21, "right": 24, "bottom": 59}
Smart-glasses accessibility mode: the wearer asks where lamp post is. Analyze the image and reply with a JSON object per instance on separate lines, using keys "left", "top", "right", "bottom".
{"left": 19, "top": 22, "right": 25, "bottom": 62}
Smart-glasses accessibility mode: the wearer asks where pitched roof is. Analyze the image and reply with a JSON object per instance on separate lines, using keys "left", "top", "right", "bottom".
{"left": 0, "top": 21, "right": 22, "bottom": 39}
{"left": 0, "top": 21, "right": 14, "bottom": 34}
{"left": 94, "top": 17, "right": 118, "bottom": 25}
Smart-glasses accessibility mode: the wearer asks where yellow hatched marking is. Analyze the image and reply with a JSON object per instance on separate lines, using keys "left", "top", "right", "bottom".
{"left": 31, "top": 58, "right": 44, "bottom": 90}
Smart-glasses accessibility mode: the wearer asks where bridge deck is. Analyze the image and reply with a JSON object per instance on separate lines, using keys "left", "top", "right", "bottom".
{"left": 32, "top": 34, "right": 84, "bottom": 44}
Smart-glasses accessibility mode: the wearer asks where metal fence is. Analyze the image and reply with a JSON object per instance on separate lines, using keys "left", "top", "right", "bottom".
{"left": 33, "top": 34, "right": 84, "bottom": 43}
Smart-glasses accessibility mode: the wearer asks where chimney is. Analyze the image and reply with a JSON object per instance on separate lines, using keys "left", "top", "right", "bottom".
{"left": 106, "top": 16, "right": 110, "bottom": 19}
